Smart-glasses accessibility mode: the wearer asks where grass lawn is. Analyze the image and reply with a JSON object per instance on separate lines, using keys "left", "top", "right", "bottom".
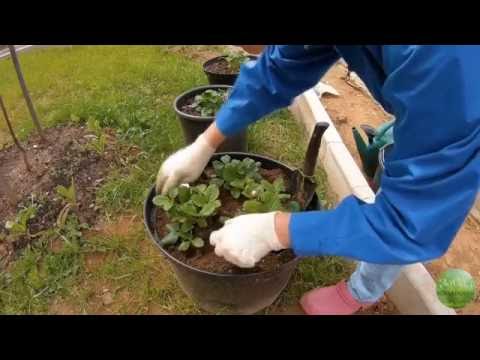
{"left": 0, "top": 45, "right": 353, "bottom": 314}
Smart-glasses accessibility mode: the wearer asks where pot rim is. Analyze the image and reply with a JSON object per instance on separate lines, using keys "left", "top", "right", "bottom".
{"left": 202, "top": 55, "right": 258, "bottom": 76}
{"left": 144, "top": 152, "right": 305, "bottom": 279}
{"left": 173, "top": 84, "right": 232, "bottom": 122}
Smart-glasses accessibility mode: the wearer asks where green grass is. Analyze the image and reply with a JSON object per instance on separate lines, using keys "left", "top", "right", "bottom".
{"left": 0, "top": 215, "right": 86, "bottom": 314}
{"left": 0, "top": 46, "right": 203, "bottom": 147}
{"left": 86, "top": 225, "right": 202, "bottom": 314}
{"left": 0, "top": 45, "right": 352, "bottom": 314}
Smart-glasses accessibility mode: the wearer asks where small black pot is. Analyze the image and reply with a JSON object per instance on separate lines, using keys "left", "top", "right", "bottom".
{"left": 174, "top": 85, "right": 247, "bottom": 153}
{"left": 203, "top": 55, "right": 257, "bottom": 86}
{"left": 144, "top": 152, "right": 321, "bottom": 314}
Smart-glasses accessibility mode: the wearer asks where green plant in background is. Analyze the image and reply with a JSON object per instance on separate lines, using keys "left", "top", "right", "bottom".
{"left": 0, "top": 212, "right": 88, "bottom": 314}
{"left": 85, "top": 117, "right": 107, "bottom": 154}
{"left": 4, "top": 205, "right": 38, "bottom": 236}
{"left": 87, "top": 133, "right": 107, "bottom": 154}
{"left": 224, "top": 52, "right": 250, "bottom": 72}
{"left": 87, "top": 117, "right": 102, "bottom": 135}
{"left": 55, "top": 178, "right": 78, "bottom": 231}
{"left": 188, "top": 89, "right": 228, "bottom": 117}
{"left": 242, "top": 178, "right": 300, "bottom": 214}
{"left": 55, "top": 213, "right": 89, "bottom": 246}
{"left": 55, "top": 178, "right": 77, "bottom": 206}
{"left": 152, "top": 184, "right": 221, "bottom": 251}
{"left": 211, "top": 155, "right": 263, "bottom": 199}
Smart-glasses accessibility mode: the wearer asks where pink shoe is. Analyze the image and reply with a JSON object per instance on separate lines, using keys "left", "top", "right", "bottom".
{"left": 300, "top": 281, "right": 373, "bottom": 315}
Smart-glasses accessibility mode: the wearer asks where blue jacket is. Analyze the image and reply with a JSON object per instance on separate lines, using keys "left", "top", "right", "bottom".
{"left": 215, "top": 45, "right": 480, "bottom": 265}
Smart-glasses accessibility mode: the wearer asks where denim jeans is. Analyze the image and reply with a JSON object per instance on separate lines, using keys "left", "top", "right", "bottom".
{"left": 347, "top": 262, "right": 403, "bottom": 303}
{"left": 345, "top": 162, "right": 405, "bottom": 304}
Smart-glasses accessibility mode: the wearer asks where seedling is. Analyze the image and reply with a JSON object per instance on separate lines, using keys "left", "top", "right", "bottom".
{"left": 224, "top": 52, "right": 250, "bottom": 72}
{"left": 4, "top": 204, "right": 38, "bottom": 236}
{"left": 55, "top": 213, "right": 89, "bottom": 245}
{"left": 242, "top": 178, "right": 301, "bottom": 214}
{"left": 54, "top": 178, "right": 79, "bottom": 231}
{"left": 55, "top": 177, "right": 76, "bottom": 206}
{"left": 211, "top": 155, "right": 262, "bottom": 199}
{"left": 86, "top": 117, "right": 107, "bottom": 154}
{"left": 87, "top": 133, "right": 107, "bottom": 154}
{"left": 188, "top": 89, "right": 228, "bottom": 117}
{"left": 152, "top": 183, "right": 221, "bottom": 251}
{"left": 87, "top": 117, "right": 102, "bottom": 136}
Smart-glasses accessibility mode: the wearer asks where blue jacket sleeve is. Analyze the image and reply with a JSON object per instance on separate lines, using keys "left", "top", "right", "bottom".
{"left": 215, "top": 45, "right": 340, "bottom": 136}
{"left": 290, "top": 46, "right": 480, "bottom": 265}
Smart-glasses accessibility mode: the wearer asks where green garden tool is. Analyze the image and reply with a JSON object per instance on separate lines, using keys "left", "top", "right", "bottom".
{"left": 352, "top": 119, "right": 394, "bottom": 178}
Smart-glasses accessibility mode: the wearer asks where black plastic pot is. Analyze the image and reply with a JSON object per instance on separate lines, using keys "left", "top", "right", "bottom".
{"left": 203, "top": 55, "right": 257, "bottom": 86}
{"left": 174, "top": 85, "right": 247, "bottom": 153}
{"left": 144, "top": 152, "right": 321, "bottom": 315}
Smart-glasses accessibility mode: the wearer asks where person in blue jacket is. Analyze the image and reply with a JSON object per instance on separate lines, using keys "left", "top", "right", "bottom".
{"left": 156, "top": 46, "right": 480, "bottom": 315}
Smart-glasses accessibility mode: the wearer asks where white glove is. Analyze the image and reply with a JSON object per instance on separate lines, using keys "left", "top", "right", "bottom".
{"left": 210, "top": 212, "right": 287, "bottom": 268}
{"left": 156, "top": 134, "right": 215, "bottom": 195}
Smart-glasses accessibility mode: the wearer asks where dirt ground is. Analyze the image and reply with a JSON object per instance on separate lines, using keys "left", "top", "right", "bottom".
{"left": 0, "top": 126, "right": 118, "bottom": 268}
{"left": 320, "top": 62, "right": 480, "bottom": 314}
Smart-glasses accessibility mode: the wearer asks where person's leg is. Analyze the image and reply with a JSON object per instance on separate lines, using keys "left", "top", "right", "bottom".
{"left": 300, "top": 135, "right": 405, "bottom": 314}
{"left": 347, "top": 262, "right": 403, "bottom": 303}
{"left": 300, "top": 261, "right": 403, "bottom": 314}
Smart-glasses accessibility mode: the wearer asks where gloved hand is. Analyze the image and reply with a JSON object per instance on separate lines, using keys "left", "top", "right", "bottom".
{"left": 209, "top": 212, "right": 287, "bottom": 268}
{"left": 156, "top": 134, "right": 216, "bottom": 195}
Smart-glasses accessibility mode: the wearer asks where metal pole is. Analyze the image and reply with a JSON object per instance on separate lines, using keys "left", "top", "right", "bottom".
{"left": 0, "top": 96, "right": 31, "bottom": 171}
{"left": 8, "top": 45, "right": 46, "bottom": 141}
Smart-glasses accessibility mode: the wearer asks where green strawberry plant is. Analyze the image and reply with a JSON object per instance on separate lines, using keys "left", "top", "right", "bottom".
{"left": 211, "top": 155, "right": 262, "bottom": 199}
{"left": 224, "top": 52, "right": 251, "bottom": 72}
{"left": 4, "top": 204, "right": 38, "bottom": 236}
{"left": 188, "top": 89, "right": 228, "bottom": 117}
{"left": 242, "top": 178, "right": 301, "bottom": 214}
{"left": 152, "top": 183, "right": 221, "bottom": 251}
{"left": 153, "top": 156, "right": 303, "bottom": 252}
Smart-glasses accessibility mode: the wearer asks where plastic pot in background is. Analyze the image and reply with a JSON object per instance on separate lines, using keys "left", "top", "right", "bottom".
{"left": 144, "top": 152, "right": 322, "bottom": 315}
{"left": 203, "top": 55, "right": 257, "bottom": 86}
{"left": 174, "top": 85, "right": 247, "bottom": 153}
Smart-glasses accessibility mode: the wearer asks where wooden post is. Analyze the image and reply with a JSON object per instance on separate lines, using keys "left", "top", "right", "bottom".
{"left": 0, "top": 96, "right": 31, "bottom": 171}
{"left": 8, "top": 45, "right": 46, "bottom": 142}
